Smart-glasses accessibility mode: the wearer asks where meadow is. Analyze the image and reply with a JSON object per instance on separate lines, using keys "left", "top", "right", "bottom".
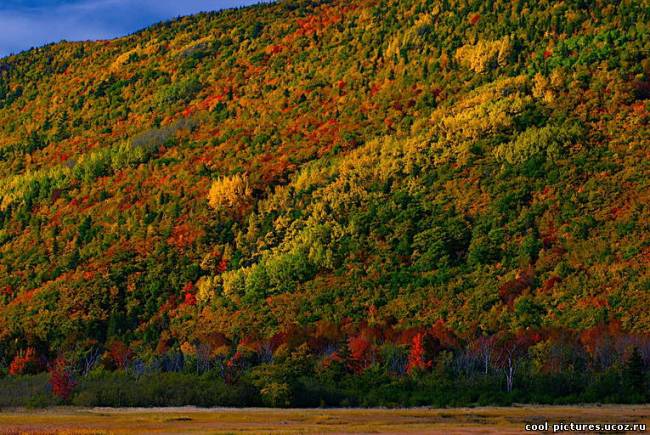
{"left": 0, "top": 405, "right": 649, "bottom": 434}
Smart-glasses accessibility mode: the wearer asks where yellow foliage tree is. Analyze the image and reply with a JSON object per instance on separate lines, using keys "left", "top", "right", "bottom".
{"left": 207, "top": 173, "right": 252, "bottom": 211}
{"left": 454, "top": 36, "right": 512, "bottom": 73}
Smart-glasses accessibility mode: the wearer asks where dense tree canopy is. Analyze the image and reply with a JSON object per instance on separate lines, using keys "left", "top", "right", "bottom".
{"left": 0, "top": 0, "right": 648, "bottom": 406}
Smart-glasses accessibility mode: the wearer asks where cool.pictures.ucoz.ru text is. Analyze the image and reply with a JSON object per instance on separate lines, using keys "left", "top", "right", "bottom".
{"left": 525, "top": 422, "right": 647, "bottom": 432}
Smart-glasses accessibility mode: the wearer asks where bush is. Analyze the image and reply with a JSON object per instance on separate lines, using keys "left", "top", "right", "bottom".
{"left": 1, "top": 362, "right": 646, "bottom": 408}
{"left": 0, "top": 373, "right": 58, "bottom": 407}
{"left": 71, "top": 371, "right": 259, "bottom": 407}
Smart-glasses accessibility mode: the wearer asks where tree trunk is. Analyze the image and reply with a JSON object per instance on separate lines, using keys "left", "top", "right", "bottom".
{"left": 505, "top": 357, "right": 514, "bottom": 392}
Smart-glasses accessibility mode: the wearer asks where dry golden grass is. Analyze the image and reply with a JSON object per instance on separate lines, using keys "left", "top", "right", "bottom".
{"left": 0, "top": 405, "right": 648, "bottom": 434}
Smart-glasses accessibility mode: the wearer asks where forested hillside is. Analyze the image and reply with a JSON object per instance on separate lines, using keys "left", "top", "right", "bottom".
{"left": 0, "top": 0, "right": 649, "bottom": 406}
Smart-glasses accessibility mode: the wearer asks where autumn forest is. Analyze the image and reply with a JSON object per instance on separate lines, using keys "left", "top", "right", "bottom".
{"left": 0, "top": 0, "right": 648, "bottom": 407}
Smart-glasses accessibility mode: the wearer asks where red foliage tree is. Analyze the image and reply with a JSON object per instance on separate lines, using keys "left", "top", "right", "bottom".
{"left": 499, "top": 268, "right": 535, "bottom": 306}
{"left": 224, "top": 350, "right": 245, "bottom": 384}
{"left": 0, "top": 286, "right": 13, "bottom": 297}
{"left": 407, "top": 332, "right": 432, "bottom": 373}
{"left": 8, "top": 347, "right": 40, "bottom": 376}
{"left": 430, "top": 319, "right": 459, "bottom": 349}
{"left": 217, "top": 257, "right": 228, "bottom": 273}
{"left": 347, "top": 334, "right": 374, "bottom": 372}
{"left": 321, "top": 351, "right": 344, "bottom": 369}
{"left": 184, "top": 292, "right": 197, "bottom": 305}
{"left": 579, "top": 321, "right": 623, "bottom": 370}
{"left": 542, "top": 275, "right": 562, "bottom": 292}
{"left": 183, "top": 282, "right": 197, "bottom": 306}
{"left": 49, "top": 357, "right": 76, "bottom": 400}
{"left": 108, "top": 340, "right": 132, "bottom": 370}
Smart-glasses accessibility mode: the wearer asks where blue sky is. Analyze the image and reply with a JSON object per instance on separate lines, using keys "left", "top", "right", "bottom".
{"left": 0, "top": 1, "right": 269, "bottom": 57}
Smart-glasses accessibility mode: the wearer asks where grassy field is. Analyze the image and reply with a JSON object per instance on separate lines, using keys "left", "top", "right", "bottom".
{"left": 0, "top": 405, "right": 648, "bottom": 434}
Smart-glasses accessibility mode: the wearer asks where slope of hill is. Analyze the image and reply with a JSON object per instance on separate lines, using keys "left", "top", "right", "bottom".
{"left": 0, "top": 0, "right": 648, "bottom": 406}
